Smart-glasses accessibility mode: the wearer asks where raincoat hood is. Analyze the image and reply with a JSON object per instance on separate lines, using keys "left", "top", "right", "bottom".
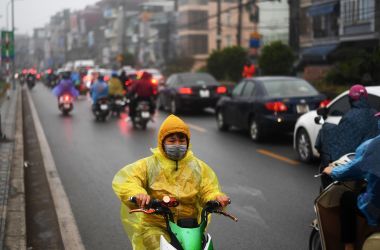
{"left": 157, "top": 115, "right": 191, "bottom": 157}
{"left": 351, "top": 97, "right": 371, "bottom": 109}
{"left": 140, "top": 71, "right": 152, "bottom": 80}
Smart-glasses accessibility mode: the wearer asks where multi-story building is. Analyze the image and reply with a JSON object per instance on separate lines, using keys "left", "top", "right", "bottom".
{"left": 298, "top": 0, "right": 379, "bottom": 81}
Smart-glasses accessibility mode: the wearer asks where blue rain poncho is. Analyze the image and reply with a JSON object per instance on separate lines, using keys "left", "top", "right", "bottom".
{"left": 52, "top": 79, "right": 79, "bottom": 98}
{"left": 315, "top": 97, "right": 378, "bottom": 162}
{"left": 90, "top": 80, "right": 109, "bottom": 103}
{"left": 331, "top": 133, "right": 380, "bottom": 226}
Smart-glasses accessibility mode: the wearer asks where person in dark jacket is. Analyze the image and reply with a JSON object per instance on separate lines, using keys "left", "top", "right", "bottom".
{"left": 128, "top": 71, "right": 155, "bottom": 119}
{"left": 316, "top": 84, "right": 379, "bottom": 188}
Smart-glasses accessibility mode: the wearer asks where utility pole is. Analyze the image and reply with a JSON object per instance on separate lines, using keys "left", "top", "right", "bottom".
{"left": 216, "top": 0, "right": 222, "bottom": 50}
{"left": 11, "top": 0, "right": 15, "bottom": 90}
{"left": 237, "top": 0, "right": 243, "bottom": 46}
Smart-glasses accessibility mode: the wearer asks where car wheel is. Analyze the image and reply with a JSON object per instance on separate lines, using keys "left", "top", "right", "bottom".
{"left": 157, "top": 95, "right": 164, "bottom": 111}
{"left": 308, "top": 228, "right": 322, "bottom": 250}
{"left": 216, "top": 110, "right": 229, "bottom": 131}
{"left": 170, "top": 99, "right": 178, "bottom": 114}
{"left": 296, "top": 128, "right": 313, "bottom": 163}
{"left": 249, "top": 118, "right": 264, "bottom": 142}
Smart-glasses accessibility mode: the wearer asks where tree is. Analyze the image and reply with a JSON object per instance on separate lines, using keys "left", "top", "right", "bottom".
{"left": 207, "top": 50, "right": 225, "bottom": 80}
{"left": 258, "top": 41, "right": 295, "bottom": 75}
{"left": 206, "top": 46, "right": 247, "bottom": 82}
{"left": 123, "top": 52, "right": 136, "bottom": 66}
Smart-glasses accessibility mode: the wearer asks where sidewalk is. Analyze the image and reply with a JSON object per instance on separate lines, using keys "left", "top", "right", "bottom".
{"left": 0, "top": 86, "right": 26, "bottom": 249}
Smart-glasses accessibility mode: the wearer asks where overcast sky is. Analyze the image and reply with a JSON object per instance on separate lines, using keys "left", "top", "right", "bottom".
{"left": 0, "top": 0, "right": 99, "bottom": 35}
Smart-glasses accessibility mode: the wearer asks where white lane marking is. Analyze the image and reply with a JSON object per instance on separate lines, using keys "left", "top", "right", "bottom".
{"left": 223, "top": 185, "right": 265, "bottom": 201}
{"left": 27, "top": 90, "right": 85, "bottom": 250}
{"left": 187, "top": 123, "right": 207, "bottom": 133}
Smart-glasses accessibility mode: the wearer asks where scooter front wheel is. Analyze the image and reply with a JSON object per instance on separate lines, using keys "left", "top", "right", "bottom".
{"left": 309, "top": 228, "right": 322, "bottom": 250}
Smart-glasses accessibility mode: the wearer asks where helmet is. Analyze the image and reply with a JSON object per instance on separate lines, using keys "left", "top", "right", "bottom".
{"left": 348, "top": 84, "right": 368, "bottom": 101}
{"left": 111, "top": 71, "right": 118, "bottom": 77}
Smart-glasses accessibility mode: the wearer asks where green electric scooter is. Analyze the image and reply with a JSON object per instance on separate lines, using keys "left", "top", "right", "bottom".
{"left": 129, "top": 196, "right": 238, "bottom": 250}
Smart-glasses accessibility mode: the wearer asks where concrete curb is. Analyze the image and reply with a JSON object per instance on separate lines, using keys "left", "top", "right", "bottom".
{"left": 4, "top": 87, "right": 26, "bottom": 249}
{"left": 26, "top": 90, "right": 85, "bottom": 250}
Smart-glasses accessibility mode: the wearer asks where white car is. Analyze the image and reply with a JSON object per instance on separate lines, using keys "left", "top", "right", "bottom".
{"left": 293, "top": 86, "right": 380, "bottom": 163}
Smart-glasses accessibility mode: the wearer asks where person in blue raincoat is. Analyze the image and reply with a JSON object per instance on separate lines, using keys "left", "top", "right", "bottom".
{"left": 323, "top": 113, "right": 380, "bottom": 250}
{"left": 315, "top": 84, "right": 379, "bottom": 188}
{"left": 90, "top": 72, "right": 109, "bottom": 110}
{"left": 52, "top": 71, "right": 79, "bottom": 101}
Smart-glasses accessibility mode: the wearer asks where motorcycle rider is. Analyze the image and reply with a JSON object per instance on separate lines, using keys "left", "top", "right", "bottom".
{"left": 315, "top": 84, "right": 378, "bottom": 188}
{"left": 112, "top": 114, "right": 230, "bottom": 250}
{"left": 108, "top": 71, "right": 125, "bottom": 98}
{"left": 128, "top": 71, "right": 155, "bottom": 120}
{"left": 52, "top": 71, "right": 79, "bottom": 103}
{"left": 90, "top": 72, "right": 109, "bottom": 112}
{"left": 323, "top": 113, "right": 380, "bottom": 250}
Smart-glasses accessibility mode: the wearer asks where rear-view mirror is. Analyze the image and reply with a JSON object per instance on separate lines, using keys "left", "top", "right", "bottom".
{"left": 314, "top": 116, "right": 325, "bottom": 125}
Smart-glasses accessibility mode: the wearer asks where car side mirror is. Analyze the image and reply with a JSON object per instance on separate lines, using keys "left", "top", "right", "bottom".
{"left": 314, "top": 116, "right": 325, "bottom": 125}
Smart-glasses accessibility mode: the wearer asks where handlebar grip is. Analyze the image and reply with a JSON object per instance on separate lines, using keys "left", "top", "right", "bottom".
{"left": 206, "top": 200, "right": 221, "bottom": 208}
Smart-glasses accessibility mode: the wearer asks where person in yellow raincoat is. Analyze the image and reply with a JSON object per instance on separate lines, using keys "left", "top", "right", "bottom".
{"left": 112, "top": 114, "right": 229, "bottom": 250}
{"left": 108, "top": 71, "right": 125, "bottom": 97}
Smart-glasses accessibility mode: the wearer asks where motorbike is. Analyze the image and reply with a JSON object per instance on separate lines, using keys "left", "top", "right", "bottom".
{"left": 93, "top": 97, "right": 110, "bottom": 122}
{"left": 110, "top": 95, "right": 127, "bottom": 117}
{"left": 309, "top": 153, "right": 380, "bottom": 250}
{"left": 26, "top": 74, "right": 36, "bottom": 89}
{"left": 132, "top": 100, "right": 151, "bottom": 129}
{"left": 129, "top": 196, "right": 238, "bottom": 250}
{"left": 58, "top": 94, "right": 74, "bottom": 116}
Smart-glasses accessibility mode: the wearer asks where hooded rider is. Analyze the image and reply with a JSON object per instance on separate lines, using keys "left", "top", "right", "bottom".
{"left": 90, "top": 73, "right": 109, "bottom": 111}
{"left": 112, "top": 114, "right": 229, "bottom": 250}
{"left": 128, "top": 71, "right": 155, "bottom": 119}
{"left": 315, "top": 84, "right": 379, "bottom": 188}
{"left": 323, "top": 113, "right": 380, "bottom": 250}
{"left": 52, "top": 71, "right": 79, "bottom": 102}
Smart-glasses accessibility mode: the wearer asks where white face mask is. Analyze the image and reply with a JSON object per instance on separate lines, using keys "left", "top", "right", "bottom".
{"left": 164, "top": 144, "right": 187, "bottom": 161}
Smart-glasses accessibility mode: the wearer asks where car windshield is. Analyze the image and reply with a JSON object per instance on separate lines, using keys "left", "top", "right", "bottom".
{"left": 179, "top": 73, "right": 218, "bottom": 85}
{"left": 263, "top": 79, "right": 319, "bottom": 97}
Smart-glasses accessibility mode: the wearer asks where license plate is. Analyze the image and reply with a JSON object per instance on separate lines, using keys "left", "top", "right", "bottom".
{"left": 296, "top": 104, "right": 309, "bottom": 114}
{"left": 100, "top": 104, "right": 108, "bottom": 110}
{"left": 64, "top": 104, "right": 71, "bottom": 109}
{"left": 141, "top": 111, "right": 150, "bottom": 118}
{"left": 199, "top": 90, "right": 210, "bottom": 98}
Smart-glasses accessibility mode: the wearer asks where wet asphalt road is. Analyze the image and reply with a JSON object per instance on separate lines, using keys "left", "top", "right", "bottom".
{"left": 30, "top": 83, "right": 320, "bottom": 250}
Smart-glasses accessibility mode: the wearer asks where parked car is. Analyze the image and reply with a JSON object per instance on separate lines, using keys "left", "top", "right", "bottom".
{"left": 293, "top": 86, "right": 380, "bottom": 163}
{"left": 157, "top": 72, "right": 227, "bottom": 114}
{"left": 215, "top": 76, "right": 327, "bottom": 142}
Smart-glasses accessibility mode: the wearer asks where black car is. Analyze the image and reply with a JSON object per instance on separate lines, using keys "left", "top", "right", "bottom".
{"left": 215, "top": 76, "right": 327, "bottom": 142}
{"left": 157, "top": 72, "right": 227, "bottom": 114}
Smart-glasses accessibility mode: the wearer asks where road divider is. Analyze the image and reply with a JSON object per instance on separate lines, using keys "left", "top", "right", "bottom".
{"left": 257, "top": 149, "right": 299, "bottom": 166}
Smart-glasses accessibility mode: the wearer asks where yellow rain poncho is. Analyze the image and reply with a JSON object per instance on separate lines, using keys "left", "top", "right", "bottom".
{"left": 108, "top": 77, "right": 125, "bottom": 96}
{"left": 112, "top": 114, "right": 225, "bottom": 250}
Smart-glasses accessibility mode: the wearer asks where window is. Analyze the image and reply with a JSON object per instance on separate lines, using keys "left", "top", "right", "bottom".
{"left": 263, "top": 79, "right": 319, "bottom": 98}
{"left": 179, "top": 10, "right": 208, "bottom": 30}
{"left": 232, "top": 82, "right": 246, "bottom": 97}
{"left": 241, "top": 81, "right": 255, "bottom": 97}
{"left": 179, "top": 73, "right": 217, "bottom": 85}
{"left": 180, "top": 35, "right": 208, "bottom": 55}
{"left": 328, "top": 96, "right": 350, "bottom": 116}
